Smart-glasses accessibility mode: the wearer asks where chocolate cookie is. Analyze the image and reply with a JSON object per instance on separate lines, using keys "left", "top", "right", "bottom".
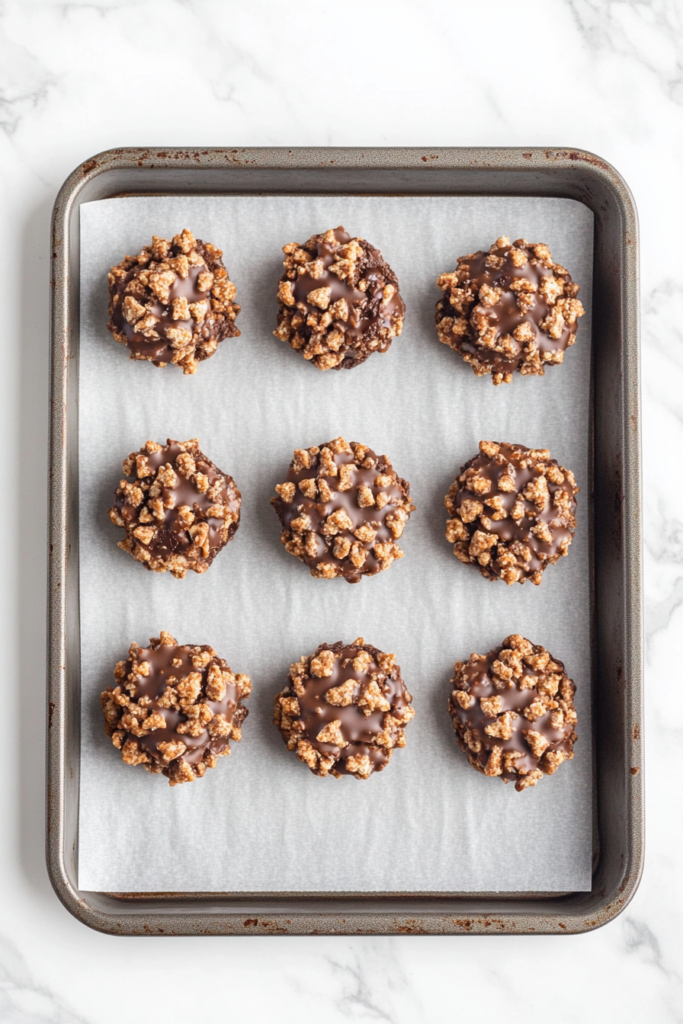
{"left": 109, "top": 438, "right": 241, "bottom": 578}
{"left": 271, "top": 436, "right": 415, "bottom": 583}
{"left": 273, "top": 227, "right": 405, "bottom": 370}
{"left": 445, "top": 441, "right": 578, "bottom": 585}
{"left": 448, "top": 634, "right": 577, "bottom": 791}
{"left": 101, "top": 631, "right": 251, "bottom": 786}
{"left": 435, "top": 236, "right": 584, "bottom": 384}
{"left": 108, "top": 228, "right": 240, "bottom": 374}
{"left": 274, "top": 639, "right": 415, "bottom": 779}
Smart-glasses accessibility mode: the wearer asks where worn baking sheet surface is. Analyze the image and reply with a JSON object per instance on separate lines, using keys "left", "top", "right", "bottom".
{"left": 77, "top": 195, "right": 593, "bottom": 893}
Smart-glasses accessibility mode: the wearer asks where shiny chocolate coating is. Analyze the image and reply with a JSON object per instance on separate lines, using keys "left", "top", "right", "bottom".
{"left": 448, "top": 634, "right": 577, "bottom": 791}
{"left": 271, "top": 436, "right": 415, "bottom": 583}
{"left": 109, "top": 438, "right": 241, "bottom": 579}
{"left": 273, "top": 227, "right": 405, "bottom": 370}
{"left": 435, "top": 236, "right": 584, "bottom": 384}
{"left": 445, "top": 441, "right": 578, "bottom": 585}
{"left": 108, "top": 228, "right": 240, "bottom": 375}
{"left": 101, "top": 631, "right": 251, "bottom": 786}
{"left": 274, "top": 639, "right": 415, "bottom": 779}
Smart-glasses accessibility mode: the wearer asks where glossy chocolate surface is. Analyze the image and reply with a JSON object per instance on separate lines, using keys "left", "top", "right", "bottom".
{"left": 107, "top": 230, "right": 240, "bottom": 373}
{"left": 274, "top": 227, "right": 405, "bottom": 370}
{"left": 435, "top": 237, "right": 584, "bottom": 383}
{"left": 445, "top": 441, "right": 578, "bottom": 585}
{"left": 101, "top": 632, "right": 250, "bottom": 786}
{"left": 271, "top": 437, "right": 414, "bottom": 583}
{"left": 274, "top": 639, "right": 415, "bottom": 779}
{"left": 448, "top": 634, "right": 577, "bottom": 792}
{"left": 109, "top": 438, "right": 241, "bottom": 578}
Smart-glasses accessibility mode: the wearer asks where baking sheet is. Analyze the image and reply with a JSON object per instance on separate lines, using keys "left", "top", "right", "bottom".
{"left": 77, "top": 194, "right": 593, "bottom": 893}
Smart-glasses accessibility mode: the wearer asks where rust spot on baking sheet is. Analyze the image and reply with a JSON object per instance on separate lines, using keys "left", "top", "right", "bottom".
{"left": 258, "top": 919, "right": 288, "bottom": 933}
{"left": 243, "top": 918, "right": 258, "bottom": 927}
{"left": 522, "top": 153, "right": 532, "bottom": 160}
{"left": 81, "top": 159, "right": 98, "bottom": 175}
{"left": 631, "top": 767, "right": 639, "bottom": 775}
{"left": 544, "top": 150, "right": 611, "bottom": 172}
{"left": 633, "top": 723, "right": 640, "bottom": 740}
{"left": 49, "top": 701, "right": 56, "bottom": 728}
{"left": 559, "top": 922, "right": 567, "bottom": 929}
{"left": 396, "top": 918, "right": 427, "bottom": 934}
{"left": 421, "top": 155, "right": 438, "bottom": 162}
{"left": 618, "top": 872, "right": 633, "bottom": 895}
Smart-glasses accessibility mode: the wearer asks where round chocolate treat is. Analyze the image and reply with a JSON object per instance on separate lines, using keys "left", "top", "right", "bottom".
{"left": 107, "top": 228, "right": 240, "bottom": 374}
{"left": 101, "top": 631, "right": 251, "bottom": 786}
{"left": 435, "top": 236, "right": 585, "bottom": 384}
{"left": 444, "top": 441, "right": 578, "bottom": 585}
{"left": 271, "top": 436, "right": 415, "bottom": 583}
{"left": 274, "top": 638, "right": 415, "bottom": 779}
{"left": 448, "top": 634, "right": 577, "bottom": 791}
{"left": 109, "top": 438, "right": 241, "bottom": 578}
{"left": 273, "top": 226, "right": 405, "bottom": 370}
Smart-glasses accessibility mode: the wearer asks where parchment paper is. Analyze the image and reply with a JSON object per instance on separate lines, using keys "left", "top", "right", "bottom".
{"left": 78, "top": 195, "right": 593, "bottom": 893}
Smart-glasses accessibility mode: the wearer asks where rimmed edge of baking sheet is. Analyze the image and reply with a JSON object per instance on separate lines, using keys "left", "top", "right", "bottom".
{"left": 47, "top": 146, "right": 642, "bottom": 936}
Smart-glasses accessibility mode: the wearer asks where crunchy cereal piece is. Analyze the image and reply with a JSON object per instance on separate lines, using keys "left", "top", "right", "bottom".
{"left": 101, "top": 634, "right": 250, "bottom": 786}
{"left": 273, "top": 227, "right": 405, "bottom": 370}
{"left": 107, "top": 229, "right": 240, "bottom": 374}
{"left": 447, "top": 634, "right": 577, "bottom": 792}
{"left": 109, "top": 438, "right": 241, "bottom": 578}
{"left": 273, "top": 639, "right": 414, "bottom": 779}
{"left": 444, "top": 441, "right": 578, "bottom": 585}
{"left": 435, "top": 237, "right": 584, "bottom": 384}
{"left": 271, "top": 437, "right": 415, "bottom": 584}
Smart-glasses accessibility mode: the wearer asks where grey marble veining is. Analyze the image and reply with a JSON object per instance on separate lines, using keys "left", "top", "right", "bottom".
{"left": 0, "top": 0, "right": 681, "bottom": 1020}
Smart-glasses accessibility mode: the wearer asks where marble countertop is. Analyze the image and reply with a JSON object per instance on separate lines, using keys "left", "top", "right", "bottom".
{"left": 1, "top": 0, "right": 681, "bottom": 1020}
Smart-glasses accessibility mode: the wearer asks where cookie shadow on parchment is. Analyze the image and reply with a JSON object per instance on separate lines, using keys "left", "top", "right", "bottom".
{"left": 425, "top": 657, "right": 460, "bottom": 762}
{"left": 243, "top": 251, "right": 290, "bottom": 365}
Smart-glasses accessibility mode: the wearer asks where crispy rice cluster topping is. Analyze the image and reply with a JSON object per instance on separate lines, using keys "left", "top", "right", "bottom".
{"left": 448, "top": 634, "right": 577, "bottom": 791}
{"left": 109, "top": 438, "right": 241, "bottom": 578}
{"left": 108, "top": 228, "right": 240, "bottom": 374}
{"left": 101, "top": 631, "right": 251, "bottom": 786}
{"left": 271, "top": 436, "right": 415, "bottom": 583}
{"left": 436, "top": 236, "right": 584, "bottom": 384}
{"left": 274, "top": 227, "right": 405, "bottom": 370}
{"left": 445, "top": 441, "right": 578, "bottom": 585}
{"left": 274, "top": 639, "right": 415, "bottom": 779}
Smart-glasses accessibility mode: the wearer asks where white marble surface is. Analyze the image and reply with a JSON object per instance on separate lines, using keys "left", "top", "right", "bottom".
{"left": 0, "top": 0, "right": 681, "bottom": 1020}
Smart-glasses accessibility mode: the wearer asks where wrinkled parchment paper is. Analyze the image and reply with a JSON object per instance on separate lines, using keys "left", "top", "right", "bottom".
{"left": 78, "top": 195, "right": 593, "bottom": 892}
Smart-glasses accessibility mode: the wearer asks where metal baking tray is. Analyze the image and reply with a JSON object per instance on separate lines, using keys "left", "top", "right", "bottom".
{"left": 48, "top": 146, "right": 642, "bottom": 936}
